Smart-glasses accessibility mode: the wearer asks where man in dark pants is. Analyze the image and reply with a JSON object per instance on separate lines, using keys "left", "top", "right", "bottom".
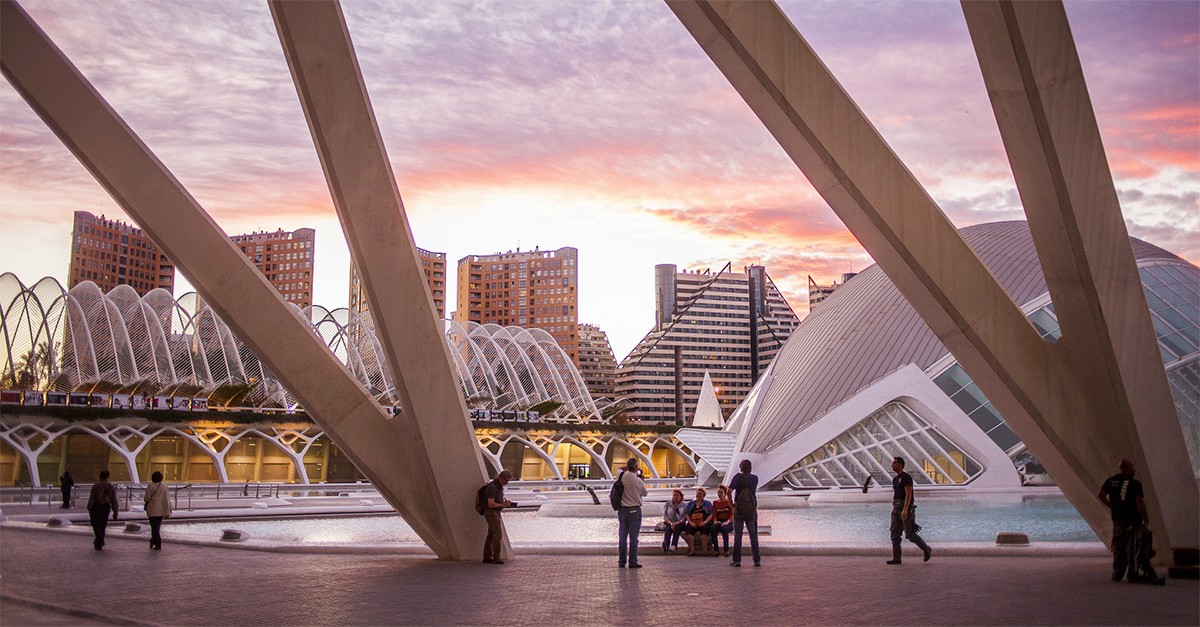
{"left": 86, "top": 469, "right": 118, "bottom": 550}
{"left": 59, "top": 470, "right": 74, "bottom": 508}
{"left": 616, "top": 458, "right": 648, "bottom": 569}
{"left": 887, "top": 457, "right": 932, "bottom": 564}
{"left": 1097, "top": 459, "right": 1152, "bottom": 582}
{"left": 729, "top": 458, "right": 760, "bottom": 567}
{"left": 481, "top": 469, "right": 513, "bottom": 564}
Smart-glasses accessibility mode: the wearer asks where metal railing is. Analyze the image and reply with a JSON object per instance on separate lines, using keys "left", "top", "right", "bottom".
{"left": 0, "top": 481, "right": 282, "bottom": 509}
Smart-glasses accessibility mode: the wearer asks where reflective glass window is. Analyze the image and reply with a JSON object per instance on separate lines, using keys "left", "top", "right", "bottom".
{"left": 968, "top": 401, "right": 1003, "bottom": 432}
{"left": 951, "top": 382, "right": 988, "bottom": 415}
{"left": 987, "top": 423, "right": 1021, "bottom": 453}
{"left": 934, "top": 364, "right": 972, "bottom": 396}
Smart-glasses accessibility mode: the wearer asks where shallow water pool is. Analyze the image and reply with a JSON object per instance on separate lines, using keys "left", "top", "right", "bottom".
{"left": 167, "top": 494, "right": 1095, "bottom": 545}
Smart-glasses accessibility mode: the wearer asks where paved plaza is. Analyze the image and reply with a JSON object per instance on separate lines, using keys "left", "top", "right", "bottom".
{"left": 1, "top": 525, "right": 1197, "bottom": 626}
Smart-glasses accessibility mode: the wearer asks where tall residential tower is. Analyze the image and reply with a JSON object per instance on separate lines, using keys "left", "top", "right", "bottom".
{"left": 229, "top": 228, "right": 316, "bottom": 309}
{"left": 577, "top": 323, "right": 617, "bottom": 400}
{"left": 68, "top": 211, "right": 175, "bottom": 296}
{"left": 616, "top": 263, "right": 799, "bottom": 424}
{"left": 454, "top": 246, "right": 578, "bottom": 360}
{"left": 350, "top": 248, "right": 447, "bottom": 319}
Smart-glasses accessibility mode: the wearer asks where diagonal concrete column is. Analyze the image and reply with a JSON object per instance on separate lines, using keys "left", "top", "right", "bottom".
{"left": 268, "top": 0, "right": 497, "bottom": 560}
{"left": 665, "top": 0, "right": 1196, "bottom": 551}
{"left": 961, "top": 0, "right": 1197, "bottom": 552}
{"left": 1, "top": 0, "right": 487, "bottom": 559}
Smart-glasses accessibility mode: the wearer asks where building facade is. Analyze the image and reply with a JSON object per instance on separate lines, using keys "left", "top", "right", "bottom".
{"left": 229, "top": 228, "right": 316, "bottom": 309}
{"left": 349, "top": 247, "right": 447, "bottom": 319}
{"left": 713, "top": 222, "right": 1200, "bottom": 490}
{"left": 68, "top": 211, "right": 175, "bottom": 296}
{"left": 454, "top": 247, "right": 579, "bottom": 360}
{"left": 807, "top": 273, "right": 855, "bottom": 312}
{"left": 0, "top": 410, "right": 696, "bottom": 486}
{"left": 616, "top": 263, "right": 800, "bottom": 424}
{"left": 577, "top": 323, "right": 617, "bottom": 400}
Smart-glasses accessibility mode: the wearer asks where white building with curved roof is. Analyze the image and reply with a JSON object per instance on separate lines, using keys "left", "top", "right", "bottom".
{"left": 0, "top": 274, "right": 605, "bottom": 422}
{"left": 720, "top": 221, "right": 1199, "bottom": 490}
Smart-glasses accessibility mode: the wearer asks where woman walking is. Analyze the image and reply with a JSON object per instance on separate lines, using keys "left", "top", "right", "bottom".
{"left": 143, "top": 471, "right": 172, "bottom": 550}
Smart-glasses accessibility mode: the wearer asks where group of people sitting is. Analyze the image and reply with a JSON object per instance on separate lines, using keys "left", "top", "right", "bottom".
{"left": 660, "top": 486, "right": 735, "bottom": 556}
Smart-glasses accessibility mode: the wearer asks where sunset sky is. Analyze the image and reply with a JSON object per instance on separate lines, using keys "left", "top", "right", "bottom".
{"left": 1, "top": 0, "right": 1197, "bottom": 359}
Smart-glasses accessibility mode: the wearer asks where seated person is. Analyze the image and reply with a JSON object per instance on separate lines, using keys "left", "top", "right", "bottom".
{"left": 662, "top": 489, "right": 686, "bottom": 553}
{"left": 710, "top": 485, "right": 734, "bottom": 556}
{"left": 681, "top": 487, "right": 714, "bottom": 556}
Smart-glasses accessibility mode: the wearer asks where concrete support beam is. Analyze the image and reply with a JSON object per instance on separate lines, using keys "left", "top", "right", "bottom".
{"left": 1, "top": 0, "right": 487, "bottom": 559}
{"left": 268, "top": 0, "right": 495, "bottom": 560}
{"left": 961, "top": 0, "right": 1197, "bottom": 551}
{"left": 666, "top": 0, "right": 1197, "bottom": 552}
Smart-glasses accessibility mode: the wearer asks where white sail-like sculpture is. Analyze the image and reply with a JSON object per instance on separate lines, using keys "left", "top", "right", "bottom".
{"left": 691, "top": 370, "right": 725, "bottom": 428}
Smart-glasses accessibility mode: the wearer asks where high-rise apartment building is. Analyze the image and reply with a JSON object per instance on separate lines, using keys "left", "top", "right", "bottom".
{"left": 68, "top": 211, "right": 175, "bottom": 296}
{"left": 615, "top": 263, "right": 800, "bottom": 424}
{"left": 230, "top": 228, "right": 316, "bottom": 309}
{"left": 454, "top": 247, "right": 578, "bottom": 359}
{"left": 349, "top": 248, "right": 447, "bottom": 319}
{"left": 577, "top": 323, "right": 617, "bottom": 399}
{"left": 808, "top": 273, "right": 856, "bottom": 312}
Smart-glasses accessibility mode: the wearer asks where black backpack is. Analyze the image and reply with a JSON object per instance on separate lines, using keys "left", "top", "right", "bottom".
{"left": 475, "top": 483, "right": 489, "bottom": 516}
{"left": 609, "top": 471, "right": 626, "bottom": 510}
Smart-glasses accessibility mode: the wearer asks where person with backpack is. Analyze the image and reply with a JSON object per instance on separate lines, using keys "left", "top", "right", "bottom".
{"left": 1097, "top": 459, "right": 1162, "bottom": 584}
{"left": 613, "top": 458, "right": 648, "bottom": 568}
{"left": 477, "top": 469, "right": 514, "bottom": 564}
{"left": 728, "top": 458, "right": 760, "bottom": 567}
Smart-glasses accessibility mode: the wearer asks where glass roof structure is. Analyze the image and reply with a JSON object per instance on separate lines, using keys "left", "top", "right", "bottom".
{"left": 0, "top": 273, "right": 603, "bottom": 422}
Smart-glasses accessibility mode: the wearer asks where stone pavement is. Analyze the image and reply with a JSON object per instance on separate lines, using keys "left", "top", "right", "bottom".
{"left": 1, "top": 525, "right": 1196, "bottom": 626}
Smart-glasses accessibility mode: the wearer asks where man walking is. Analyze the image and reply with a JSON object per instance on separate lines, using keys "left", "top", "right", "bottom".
{"left": 887, "top": 457, "right": 932, "bottom": 564}
{"left": 481, "top": 469, "right": 514, "bottom": 564}
{"left": 616, "top": 458, "right": 648, "bottom": 568}
{"left": 728, "top": 458, "right": 760, "bottom": 567}
{"left": 86, "top": 469, "right": 118, "bottom": 550}
{"left": 1097, "top": 459, "right": 1153, "bottom": 582}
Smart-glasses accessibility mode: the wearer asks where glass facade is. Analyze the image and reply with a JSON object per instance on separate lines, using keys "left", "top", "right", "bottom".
{"left": 782, "top": 402, "right": 983, "bottom": 489}
{"left": 926, "top": 261, "right": 1199, "bottom": 483}
{"left": 782, "top": 260, "right": 1198, "bottom": 489}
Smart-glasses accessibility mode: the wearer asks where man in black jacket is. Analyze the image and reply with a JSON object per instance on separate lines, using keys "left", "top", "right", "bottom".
{"left": 86, "top": 469, "right": 118, "bottom": 550}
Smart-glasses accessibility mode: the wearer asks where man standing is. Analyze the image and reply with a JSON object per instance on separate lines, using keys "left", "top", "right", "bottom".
{"left": 728, "top": 459, "right": 761, "bottom": 567}
{"left": 887, "top": 457, "right": 932, "bottom": 565}
{"left": 1097, "top": 459, "right": 1151, "bottom": 582}
{"left": 616, "top": 458, "right": 648, "bottom": 569}
{"left": 86, "top": 469, "right": 118, "bottom": 550}
{"left": 59, "top": 470, "right": 74, "bottom": 509}
{"left": 481, "top": 469, "right": 514, "bottom": 564}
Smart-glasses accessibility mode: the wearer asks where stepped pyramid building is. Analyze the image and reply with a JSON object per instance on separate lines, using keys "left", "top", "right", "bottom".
{"left": 576, "top": 323, "right": 617, "bottom": 400}
{"left": 615, "top": 263, "right": 800, "bottom": 424}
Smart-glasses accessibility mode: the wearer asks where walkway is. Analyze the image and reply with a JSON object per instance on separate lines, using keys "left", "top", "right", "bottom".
{"left": 1, "top": 526, "right": 1196, "bottom": 626}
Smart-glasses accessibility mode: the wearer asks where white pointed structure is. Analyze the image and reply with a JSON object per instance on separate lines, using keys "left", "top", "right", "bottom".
{"left": 691, "top": 371, "right": 725, "bottom": 429}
